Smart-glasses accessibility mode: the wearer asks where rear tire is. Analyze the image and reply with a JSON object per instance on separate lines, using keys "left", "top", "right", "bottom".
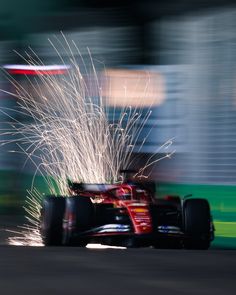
{"left": 41, "top": 196, "right": 65, "bottom": 246}
{"left": 63, "top": 196, "right": 94, "bottom": 246}
{"left": 183, "top": 199, "right": 211, "bottom": 250}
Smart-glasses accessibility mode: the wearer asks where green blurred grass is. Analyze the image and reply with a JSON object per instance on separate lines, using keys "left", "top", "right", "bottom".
{"left": 214, "top": 221, "right": 236, "bottom": 238}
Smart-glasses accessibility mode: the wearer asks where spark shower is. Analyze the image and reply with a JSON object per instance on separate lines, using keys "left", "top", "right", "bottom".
{"left": 1, "top": 35, "right": 174, "bottom": 246}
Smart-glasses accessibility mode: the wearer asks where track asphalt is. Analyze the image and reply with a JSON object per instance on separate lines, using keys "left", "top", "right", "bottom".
{"left": 0, "top": 216, "right": 235, "bottom": 295}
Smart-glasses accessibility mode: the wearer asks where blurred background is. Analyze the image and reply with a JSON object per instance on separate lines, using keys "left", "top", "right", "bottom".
{"left": 0, "top": 0, "right": 236, "bottom": 248}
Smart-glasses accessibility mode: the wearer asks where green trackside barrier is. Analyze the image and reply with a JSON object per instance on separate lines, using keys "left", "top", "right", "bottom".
{"left": 0, "top": 171, "right": 52, "bottom": 214}
{"left": 156, "top": 182, "right": 236, "bottom": 249}
{"left": 0, "top": 170, "right": 25, "bottom": 214}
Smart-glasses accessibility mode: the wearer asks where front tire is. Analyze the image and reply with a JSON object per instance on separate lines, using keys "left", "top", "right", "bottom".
{"left": 183, "top": 198, "right": 211, "bottom": 250}
{"left": 41, "top": 196, "right": 65, "bottom": 246}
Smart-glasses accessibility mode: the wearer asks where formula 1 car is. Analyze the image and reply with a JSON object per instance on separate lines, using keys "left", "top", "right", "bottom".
{"left": 40, "top": 179, "right": 215, "bottom": 249}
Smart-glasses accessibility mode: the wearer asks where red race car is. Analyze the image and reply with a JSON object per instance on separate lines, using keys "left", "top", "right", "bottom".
{"left": 40, "top": 178, "right": 214, "bottom": 249}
